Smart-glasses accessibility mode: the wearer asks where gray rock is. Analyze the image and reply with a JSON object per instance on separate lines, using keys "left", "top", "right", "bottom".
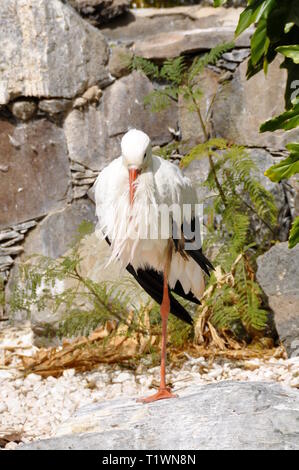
{"left": 248, "top": 149, "right": 290, "bottom": 241}
{"left": 70, "top": 162, "right": 87, "bottom": 172}
{"left": 257, "top": 242, "right": 299, "bottom": 356}
{"left": 0, "top": 246, "right": 23, "bottom": 256}
{"left": 0, "top": 119, "right": 71, "bottom": 230}
{"left": 222, "top": 49, "right": 250, "bottom": 63}
{"left": 19, "top": 382, "right": 299, "bottom": 450}
{"left": 216, "top": 59, "right": 238, "bottom": 72}
{"left": 0, "top": 273, "right": 9, "bottom": 284}
{"left": 290, "top": 176, "right": 299, "bottom": 218}
{"left": 100, "top": 6, "right": 245, "bottom": 43}
{"left": 108, "top": 46, "right": 133, "bottom": 78}
{"left": 179, "top": 68, "right": 219, "bottom": 147}
{"left": 74, "top": 177, "right": 96, "bottom": 185}
{"left": 0, "top": 164, "right": 9, "bottom": 173}
{"left": 64, "top": 105, "right": 109, "bottom": 171}
{"left": 213, "top": 57, "right": 299, "bottom": 149}
{"left": 0, "top": 231, "right": 20, "bottom": 242}
{"left": 220, "top": 70, "right": 235, "bottom": 81}
{"left": 64, "top": 71, "right": 178, "bottom": 170}
{"left": 12, "top": 220, "right": 37, "bottom": 232}
{"left": 103, "top": 71, "right": 178, "bottom": 144}
{"left": 22, "top": 199, "right": 97, "bottom": 259}
{"left": 183, "top": 157, "right": 212, "bottom": 205}
{"left": 0, "top": 256, "right": 14, "bottom": 271}
{"left": 87, "top": 185, "right": 96, "bottom": 203}
{"left": 72, "top": 85, "right": 103, "bottom": 110}
{"left": 0, "top": 0, "right": 109, "bottom": 105}
{"left": 0, "top": 234, "right": 24, "bottom": 247}
{"left": 248, "top": 148, "right": 285, "bottom": 209}
{"left": 38, "top": 99, "right": 72, "bottom": 116}
{"left": 67, "top": 0, "right": 130, "bottom": 25}
{"left": 10, "top": 101, "right": 37, "bottom": 121}
{"left": 72, "top": 169, "right": 98, "bottom": 179}
{"left": 133, "top": 27, "right": 252, "bottom": 60}
{"left": 4, "top": 200, "right": 97, "bottom": 325}
{"left": 73, "top": 185, "right": 90, "bottom": 199}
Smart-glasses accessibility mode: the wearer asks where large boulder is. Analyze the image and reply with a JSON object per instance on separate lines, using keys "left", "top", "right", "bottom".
{"left": 0, "top": 0, "right": 109, "bottom": 105}
{"left": 19, "top": 381, "right": 299, "bottom": 450}
{"left": 0, "top": 119, "right": 71, "bottom": 230}
{"left": 64, "top": 71, "right": 178, "bottom": 170}
{"left": 21, "top": 199, "right": 97, "bottom": 259}
{"left": 213, "top": 57, "right": 299, "bottom": 149}
{"left": 257, "top": 242, "right": 299, "bottom": 356}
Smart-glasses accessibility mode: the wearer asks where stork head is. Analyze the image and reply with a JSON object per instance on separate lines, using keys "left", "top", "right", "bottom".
{"left": 121, "top": 129, "right": 152, "bottom": 205}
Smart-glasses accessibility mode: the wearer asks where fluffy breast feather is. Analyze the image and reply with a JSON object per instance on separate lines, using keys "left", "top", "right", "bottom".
{"left": 94, "top": 155, "right": 204, "bottom": 299}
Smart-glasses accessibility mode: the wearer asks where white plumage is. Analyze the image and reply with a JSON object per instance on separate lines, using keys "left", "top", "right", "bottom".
{"left": 94, "top": 129, "right": 205, "bottom": 300}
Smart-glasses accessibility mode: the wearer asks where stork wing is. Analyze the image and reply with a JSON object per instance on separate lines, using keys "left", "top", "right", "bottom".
{"left": 125, "top": 265, "right": 193, "bottom": 325}
{"left": 104, "top": 236, "right": 193, "bottom": 324}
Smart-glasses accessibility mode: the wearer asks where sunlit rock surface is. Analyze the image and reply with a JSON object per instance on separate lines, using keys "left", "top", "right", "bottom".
{"left": 19, "top": 381, "right": 299, "bottom": 450}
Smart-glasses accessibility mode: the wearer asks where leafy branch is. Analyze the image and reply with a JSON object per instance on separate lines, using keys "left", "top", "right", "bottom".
{"left": 225, "top": 0, "right": 299, "bottom": 248}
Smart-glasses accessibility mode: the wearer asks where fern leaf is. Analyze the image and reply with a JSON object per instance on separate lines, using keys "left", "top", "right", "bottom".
{"left": 160, "top": 56, "right": 186, "bottom": 85}
{"left": 189, "top": 42, "right": 235, "bottom": 82}
{"left": 130, "top": 56, "right": 160, "bottom": 80}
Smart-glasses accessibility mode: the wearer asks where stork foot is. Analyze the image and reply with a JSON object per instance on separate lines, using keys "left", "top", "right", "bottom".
{"left": 137, "top": 387, "right": 177, "bottom": 404}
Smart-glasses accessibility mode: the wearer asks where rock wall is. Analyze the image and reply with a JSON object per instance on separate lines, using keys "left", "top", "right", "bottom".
{"left": 1, "top": 2, "right": 298, "bottom": 340}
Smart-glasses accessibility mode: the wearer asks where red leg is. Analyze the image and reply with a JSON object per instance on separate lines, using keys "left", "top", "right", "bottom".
{"left": 137, "top": 264, "right": 177, "bottom": 403}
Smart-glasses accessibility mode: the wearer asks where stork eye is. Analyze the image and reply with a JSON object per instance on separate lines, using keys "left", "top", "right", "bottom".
{"left": 143, "top": 153, "right": 147, "bottom": 160}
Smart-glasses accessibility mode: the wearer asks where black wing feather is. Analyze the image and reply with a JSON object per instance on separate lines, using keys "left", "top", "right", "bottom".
{"left": 126, "top": 265, "right": 193, "bottom": 325}
{"left": 104, "top": 237, "right": 193, "bottom": 324}
{"left": 172, "top": 280, "right": 201, "bottom": 305}
{"left": 187, "top": 248, "right": 214, "bottom": 277}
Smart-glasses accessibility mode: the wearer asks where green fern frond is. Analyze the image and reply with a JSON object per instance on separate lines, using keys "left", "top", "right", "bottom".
{"left": 180, "top": 138, "right": 228, "bottom": 168}
{"left": 144, "top": 86, "right": 178, "bottom": 112}
{"left": 160, "top": 56, "right": 186, "bottom": 85}
{"left": 130, "top": 56, "right": 160, "bottom": 80}
{"left": 188, "top": 41, "right": 235, "bottom": 82}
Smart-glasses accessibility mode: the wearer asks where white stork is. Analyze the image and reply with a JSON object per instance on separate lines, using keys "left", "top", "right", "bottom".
{"left": 94, "top": 129, "right": 213, "bottom": 403}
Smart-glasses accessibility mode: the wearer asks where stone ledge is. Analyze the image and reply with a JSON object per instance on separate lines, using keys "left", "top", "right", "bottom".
{"left": 19, "top": 381, "right": 299, "bottom": 450}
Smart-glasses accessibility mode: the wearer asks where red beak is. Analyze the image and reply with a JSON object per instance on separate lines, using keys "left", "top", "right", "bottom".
{"left": 129, "top": 168, "right": 140, "bottom": 206}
